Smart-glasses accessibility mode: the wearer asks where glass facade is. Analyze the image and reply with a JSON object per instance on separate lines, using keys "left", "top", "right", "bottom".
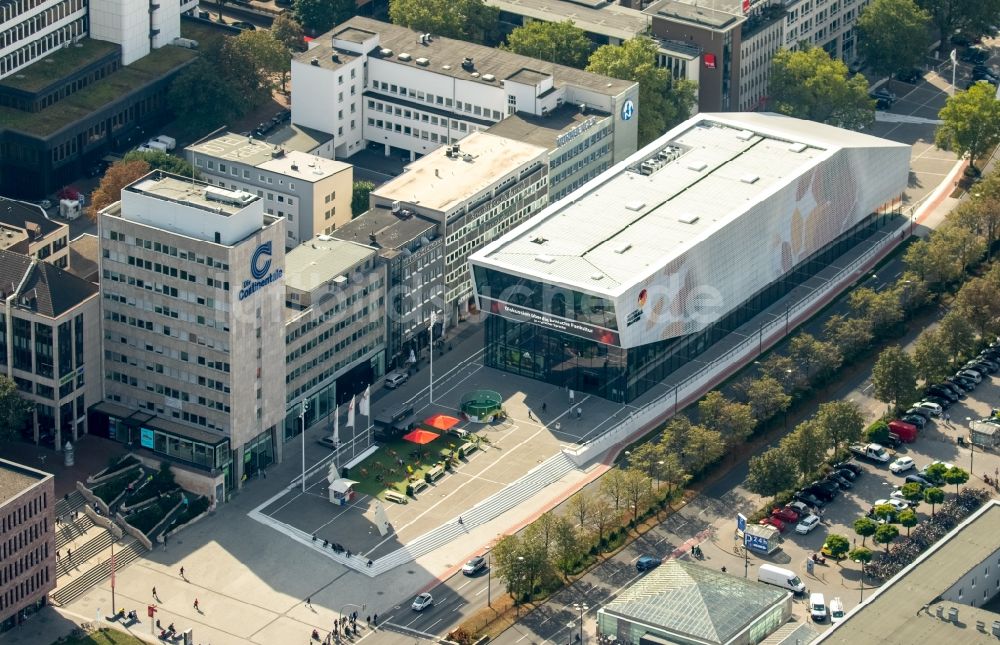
{"left": 57, "top": 321, "right": 72, "bottom": 376}
{"left": 34, "top": 322, "right": 52, "bottom": 378}
{"left": 483, "top": 212, "right": 889, "bottom": 403}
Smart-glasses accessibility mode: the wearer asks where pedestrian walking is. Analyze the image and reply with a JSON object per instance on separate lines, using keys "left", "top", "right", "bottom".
{"left": 721, "top": 566, "right": 727, "bottom": 573}
{"left": 541, "top": 402, "right": 547, "bottom": 412}
{"left": 193, "top": 598, "right": 199, "bottom": 610}
{"left": 576, "top": 406, "right": 582, "bottom": 419}
{"left": 179, "top": 566, "right": 185, "bottom": 578}
{"left": 56, "top": 550, "right": 60, "bottom": 560}
{"left": 66, "top": 548, "right": 71, "bottom": 560}
{"left": 152, "top": 586, "right": 157, "bottom": 599}
{"left": 373, "top": 613, "right": 378, "bottom": 627}
{"left": 156, "top": 619, "right": 161, "bottom": 630}
{"left": 527, "top": 410, "right": 535, "bottom": 421}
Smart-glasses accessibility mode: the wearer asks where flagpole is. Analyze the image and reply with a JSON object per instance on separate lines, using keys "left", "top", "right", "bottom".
{"left": 300, "top": 400, "right": 308, "bottom": 493}
{"left": 430, "top": 312, "right": 436, "bottom": 404}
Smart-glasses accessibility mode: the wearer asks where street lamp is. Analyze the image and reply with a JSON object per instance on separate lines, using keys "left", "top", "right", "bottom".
{"left": 516, "top": 556, "right": 525, "bottom": 617}
{"left": 966, "top": 416, "right": 975, "bottom": 476}
{"left": 856, "top": 558, "right": 865, "bottom": 602}
{"left": 300, "top": 399, "right": 309, "bottom": 493}
{"left": 572, "top": 602, "right": 589, "bottom": 643}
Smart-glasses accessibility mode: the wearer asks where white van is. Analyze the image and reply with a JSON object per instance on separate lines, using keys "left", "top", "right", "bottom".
{"left": 810, "top": 592, "right": 827, "bottom": 622}
{"left": 756, "top": 564, "right": 806, "bottom": 594}
{"left": 829, "top": 597, "right": 845, "bottom": 623}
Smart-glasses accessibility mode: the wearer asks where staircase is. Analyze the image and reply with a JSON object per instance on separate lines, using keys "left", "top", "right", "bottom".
{"left": 56, "top": 514, "right": 94, "bottom": 549}
{"left": 57, "top": 529, "right": 112, "bottom": 579}
{"left": 51, "top": 535, "right": 147, "bottom": 606}
{"left": 369, "top": 451, "right": 577, "bottom": 574}
{"left": 55, "top": 490, "right": 86, "bottom": 519}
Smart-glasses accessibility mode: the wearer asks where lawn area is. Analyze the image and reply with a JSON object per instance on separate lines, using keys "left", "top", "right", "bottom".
{"left": 0, "top": 39, "right": 119, "bottom": 93}
{"left": 53, "top": 627, "right": 145, "bottom": 645}
{"left": 351, "top": 434, "right": 473, "bottom": 499}
{"left": 0, "top": 45, "right": 196, "bottom": 137}
{"left": 181, "top": 19, "right": 232, "bottom": 51}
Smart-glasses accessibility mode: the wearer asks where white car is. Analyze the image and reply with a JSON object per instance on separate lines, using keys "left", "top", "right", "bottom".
{"left": 873, "top": 498, "right": 909, "bottom": 513}
{"left": 795, "top": 514, "right": 821, "bottom": 534}
{"left": 411, "top": 593, "right": 434, "bottom": 611}
{"left": 889, "top": 456, "right": 914, "bottom": 474}
{"left": 829, "top": 597, "right": 846, "bottom": 623}
{"left": 810, "top": 592, "right": 828, "bottom": 622}
{"left": 889, "top": 490, "right": 917, "bottom": 506}
{"left": 921, "top": 460, "right": 955, "bottom": 475}
{"left": 912, "top": 401, "right": 942, "bottom": 417}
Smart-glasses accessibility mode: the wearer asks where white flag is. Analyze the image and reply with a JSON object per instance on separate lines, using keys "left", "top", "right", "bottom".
{"left": 408, "top": 349, "right": 417, "bottom": 363}
{"left": 950, "top": 48, "right": 957, "bottom": 64}
{"left": 359, "top": 385, "right": 370, "bottom": 416}
{"left": 347, "top": 395, "right": 356, "bottom": 428}
{"left": 333, "top": 406, "right": 339, "bottom": 445}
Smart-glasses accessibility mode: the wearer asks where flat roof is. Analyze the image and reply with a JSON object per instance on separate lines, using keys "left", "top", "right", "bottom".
{"left": 266, "top": 123, "right": 334, "bottom": 153}
{"left": 0, "top": 459, "right": 51, "bottom": 505}
{"left": 188, "top": 133, "right": 287, "bottom": 166}
{"left": 371, "top": 132, "right": 546, "bottom": 214}
{"left": 284, "top": 236, "right": 375, "bottom": 292}
{"left": 257, "top": 151, "right": 351, "bottom": 182}
{"left": 301, "top": 16, "right": 634, "bottom": 97}
{"left": 486, "top": 103, "right": 609, "bottom": 149}
{"left": 816, "top": 500, "right": 1000, "bottom": 645}
{"left": 475, "top": 112, "right": 909, "bottom": 297}
{"left": 645, "top": 0, "right": 746, "bottom": 30}
{"left": 0, "top": 38, "right": 119, "bottom": 93}
{"left": 126, "top": 172, "right": 258, "bottom": 216}
{"left": 332, "top": 207, "right": 438, "bottom": 256}
{"left": 486, "top": 0, "right": 650, "bottom": 41}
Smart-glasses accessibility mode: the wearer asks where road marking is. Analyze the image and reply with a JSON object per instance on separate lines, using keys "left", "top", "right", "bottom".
{"left": 475, "top": 586, "right": 488, "bottom": 596}
{"left": 457, "top": 580, "right": 473, "bottom": 591}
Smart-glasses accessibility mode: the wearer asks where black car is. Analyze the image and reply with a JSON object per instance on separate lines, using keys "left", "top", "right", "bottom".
{"left": 925, "top": 386, "right": 958, "bottom": 402}
{"left": 874, "top": 97, "right": 892, "bottom": 110}
{"left": 947, "top": 375, "right": 976, "bottom": 391}
{"left": 923, "top": 395, "right": 952, "bottom": 409}
{"left": 951, "top": 33, "right": 972, "bottom": 47}
{"left": 976, "top": 357, "right": 1000, "bottom": 372}
{"left": 804, "top": 485, "right": 838, "bottom": 502}
{"left": 963, "top": 362, "right": 992, "bottom": 376}
{"left": 794, "top": 491, "right": 826, "bottom": 508}
{"left": 896, "top": 68, "right": 922, "bottom": 83}
{"left": 960, "top": 47, "right": 990, "bottom": 64}
{"left": 834, "top": 467, "right": 858, "bottom": 481}
{"left": 901, "top": 414, "right": 928, "bottom": 429}
{"left": 905, "top": 474, "right": 932, "bottom": 488}
{"left": 231, "top": 21, "right": 256, "bottom": 31}
{"left": 826, "top": 473, "right": 852, "bottom": 489}
{"left": 936, "top": 382, "right": 966, "bottom": 398}
{"left": 883, "top": 432, "right": 903, "bottom": 450}
{"left": 834, "top": 462, "right": 863, "bottom": 477}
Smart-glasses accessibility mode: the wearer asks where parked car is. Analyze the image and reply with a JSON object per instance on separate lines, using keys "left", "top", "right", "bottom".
{"left": 772, "top": 506, "right": 801, "bottom": 523}
{"left": 912, "top": 401, "right": 943, "bottom": 417}
{"left": 920, "top": 461, "right": 955, "bottom": 482}
{"left": 890, "top": 456, "right": 915, "bottom": 473}
{"left": 869, "top": 87, "right": 897, "bottom": 103}
{"left": 803, "top": 485, "right": 838, "bottom": 502}
{"left": 462, "top": 556, "right": 486, "bottom": 575}
{"left": 796, "top": 514, "right": 822, "bottom": 534}
{"left": 957, "top": 369, "right": 983, "bottom": 384}
{"left": 833, "top": 462, "right": 862, "bottom": 477}
{"left": 411, "top": 593, "right": 434, "bottom": 611}
{"left": 793, "top": 491, "right": 826, "bottom": 508}
{"left": 972, "top": 358, "right": 999, "bottom": 373}
{"left": 935, "top": 382, "right": 965, "bottom": 399}
{"left": 960, "top": 46, "right": 990, "bottom": 64}
{"left": 636, "top": 555, "right": 662, "bottom": 572}
{"left": 925, "top": 386, "right": 958, "bottom": 402}
{"left": 810, "top": 593, "right": 828, "bottom": 622}
{"left": 895, "top": 68, "right": 922, "bottom": 83}
{"left": 834, "top": 467, "right": 857, "bottom": 481}
{"left": 946, "top": 375, "right": 976, "bottom": 391}
{"left": 231, "top": 20, "right": 257, "bottom": 31}
{"left": 905, "top": 474, "right": 933, "bottom": 488}
{"left": 962, "top": 362, "right": 990, "bottom": 376}
{"left": 786, "top": 501, "right": 811, "bottom": 517}
{"left": 317, "top": 435, "right": 340, "bottom": 450}
{"left": 830, "top": 597, "right": 846, "bottom": 623}
{"left": 950, "top": 33, "right": 972, "bottom": 47}
{"left": 873, "top": 498, "right": 909, "bottom": 513}
{"left": 890, "top": 489, "right": 918, "bottom": 506}
{"left": 901, "top": 413, "right": 927, "bottom": 429}
{"left": 760, "top": 517, "right": 787, "bottom": 532}
{"left": 826, "top": 472, "right": 852, "bottom": 489}
{"left": 384, "top": 371, "right": 409, "bottom": 389}
{"left": 905, "top": 406, "right": 933, "bottom": 420}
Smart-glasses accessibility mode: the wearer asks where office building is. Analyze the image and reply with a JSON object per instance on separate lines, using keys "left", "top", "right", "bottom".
{"left": 1, "top": 249, "right": 100, "bottom": 448}
{"left": 597, "top": 560, "right": 792, "bottom": 644}
{"left": 283, "top": 235, "right": 386, "bottom": 439}
{"left": 94, "top": 171, "right": 286, "bottom": 495}
{"left": 0, "top": 198, "right": 70, "bottom": 268}
{"left": 0, "top": 459, "right": 55, "bottom": 633}
{"left": 332, "top": 206, "right": 442, "bottom": 368}
{"left": 471, "top": 112, "right": 909, "bottom": 403}
{"left": 783, "top": 0, "right": 868, "bottom": 64}
{"left": 187, "top": 132, "right": 354, "bottom": 248}
{"left": 816, "top": 500, "right": 1000, "bottom": 645}
{"left": 368, "top": 131, "right": 548, "bottom": 336}
{"left": 290, "top": 17, "right": 638, "bottom": 167}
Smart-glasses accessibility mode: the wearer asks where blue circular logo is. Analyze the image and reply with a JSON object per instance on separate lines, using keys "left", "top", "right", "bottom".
{"left": 251, "top": 241, "right": 272, "bottom": 280}
{"left": 621, "top": 99, "right": 635, "bottom": 121}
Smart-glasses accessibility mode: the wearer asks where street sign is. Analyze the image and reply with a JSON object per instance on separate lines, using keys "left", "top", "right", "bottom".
{"left": 148, "top": 605, "right": 157, "bottom": 618}
{"left": 737, "top": 513, "right": 747, "bottom": 533}
{"left": 745, "top": 532, "right": 769, "bottom": 552}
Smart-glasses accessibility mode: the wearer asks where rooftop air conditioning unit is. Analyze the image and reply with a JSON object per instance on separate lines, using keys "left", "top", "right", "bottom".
{"left": 379, "top": 48, "right": 393, "bottom": 57}
{"left": 482, "top": 74, "right": 495, "bottom": 82}
{"left": 398, "top": 53, "right": 412, "bottom": 61}
{"left": 461, "top": 57, "right": 474, "bottom": 71}
{"left": 416, "top": 57, "right": 430, "bottom": 66}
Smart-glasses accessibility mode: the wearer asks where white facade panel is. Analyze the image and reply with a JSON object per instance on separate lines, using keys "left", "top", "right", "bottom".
{"left": 120, "top": 187, "right": 264, "bottom": 246}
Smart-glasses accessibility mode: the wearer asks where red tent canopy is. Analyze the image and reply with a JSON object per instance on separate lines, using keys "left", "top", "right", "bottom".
{"left": 424, "top": 414, "right": 460, "bottom": 431}
{"left": 402, "top": 429, "right": 440, "bottom": 445}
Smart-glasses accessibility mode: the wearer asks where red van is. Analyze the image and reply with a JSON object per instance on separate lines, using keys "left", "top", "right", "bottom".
{"left": 888, "top": 419, "right": 918, "bottom": 443}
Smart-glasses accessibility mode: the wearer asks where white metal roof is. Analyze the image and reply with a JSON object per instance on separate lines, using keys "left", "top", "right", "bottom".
{"left": 473, "top": 112, "right": 909, "bottom": 297}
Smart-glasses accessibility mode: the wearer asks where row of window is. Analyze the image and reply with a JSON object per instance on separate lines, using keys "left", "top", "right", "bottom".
{"left": 107, "top": 231, "right": 231, "bottom": 272}
{"left": 367, "top": 117, "right": 470, "bottom": 142}
{"left": 0, "top": 493, "right": 47, "bottom": 536}
{"left": 287, "top": 335, "right": 384, "bottom": 402}
{"left": 369, "top": 79, "right": 503, "bottom": 122}
{"left": 0, "top": 563, "right": 49, "bottom": 611}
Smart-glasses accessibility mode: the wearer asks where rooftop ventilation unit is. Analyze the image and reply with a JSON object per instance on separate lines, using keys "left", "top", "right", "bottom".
{"left": 482, "top": 74, "right": 496, "bottom": 82}
{"left": 379, "top": 48, "right": 393, "bottom": 57}
{"left": 461, "top": 57, "right": 474, "bottom": 71}
{"left": 736, "top": 129, "right": 754, "bottom": 141}
{"left": 591, "top": 273, "right": 604, "bottom": 281}
{"left": 992, "top": 621, "right": 1000, "bottom": 636}
{"left": 678, "top": 213, "right": 699, "bottom": 224}
{"left": 204, "top": 187, "right": 252, "bottom": 207}
{"left": 935, "top": 607, "right": 945, "bottom": 619}
{"left": 625, "top": 201, "right": 645, "bottom": 211}
{"left": 442, "top": 64, "right": 452, "bottom": 70}
{"left": 398, "top": 52, "right": 412, "bottom": 61}
{"left": 391, "top": 200, "right": 401, "bottom": 213}
{"left": 687, "top": 161, "right": 707, "bottom": 172}
{"left": 531, "top": 236, "right": 547, "bottom": 244}
{"left": 613, "top": 243, "right": 632, "bottom": 254}
{"left": 310, "top": 57, "right": 319, "bottom": 66}
{"left": 416, "top": 57, "right": 430, "bottom": 66}
{"left": 470, "top": 72, "right": 480, "bottom": 78}
{"left": 317, "top": 234, "right": 333, "bottom": 241}
{"left": 948, "top": 608, "right": 959, "bottom": 623}
{"left": 788, "top": 142, "right": 807, "bottom": 153}
{"left": 740, "top": 174, "right": 759, "bottom": 184}
{"left": 534, "top": 254, "right": 555, "bottom": 264}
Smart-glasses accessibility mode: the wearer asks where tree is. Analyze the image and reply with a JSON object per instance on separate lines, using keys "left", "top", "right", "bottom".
{"left": 900, "top": 482, "right": 925, "bottom": 507}
{"left": 697, "top": 390, "right": 756, "bottom": 447}
{"left": 680, "top": 424, "right": 725, "bottom": 474}
{"left": 853, "top": 516, "right": 878, "bottom": 547}
{"left": 87, "top": 159, "right": 151, "bottom": 220}
{"left": 954, "top": 277, "right": 1000, "bottom": 337}
{"left": 953, "top": 197, "right": 1000, "bottom": 262}
{"left": 923, "top": 486, "right": 945, "bottom": 516}
{"left": 227, "top": 30, "right": 292, "bottom": 94}
{"left": 588, "top": 496, "right": 617, "bottom": 545}
{"left": 780, "top": 420, "right": 828, "bottom": 482}
{"left": 388, "top": 0, "right": 499, "bottom": 43}
{"left": 917, "top": 0, "right": 1000, "bottom": 50}
{"left": 552, "top": 516, "right": 584, "bottom": 576}
{"left": 856, "top": 0, "right": 933, "bottom": 78}
{"left": 814, "top": 400, "right": 865, "bottom": 454}
{"left": 924, "top": 462, "right": 950, "bottom": 487}
{"left": 567, "top": 490, "right": 592, "bottom": 528}
{"left": 848, "top": 287, "right": 904, "bottom": 337}
{"left": 768, "top": 46, "right": 875, "bottom": 130}
{"left": 936, "top": 81, "right": 1000, "bottom": 171}
{"left": 904, "top": 236, "right": 964, "bottom": 288}
{"left": 659, "top": 453, "right": 688, "bottom": 501}
{"left": 872, "top": 502, "right": 896, "bottom": 524}
{"left": 873, "top": 523, "right": 899, "bottom": 554}
{"left": 0, "top": 376, "right": 33, "bottom": 441}
{"left": 293, "top": 0, "right": 355, "bottom": 34}
{"left": 758, "top": 353, "right": 797, "bottom": 392}
{"left": 504, "top": 21, "right": 592, "bottom": 68}
{"left": 744, "top": 375, "right": 791, "bottom": 423}
{"left": 943, "top": 466, "right": 970, "bottom": 494}
{"left": 587, "top": 38, "right": 696, "bottom": 146}
{"left": 824, "top": 534, "right": 851, "bottom": 559}
{"left": 272, "top": 13, "right": 306, "bottom": 52}
{"left": 938, "top": 222, "right": 987, "bottom": 273}
{"left": 601, "top": 468, "right": 626, "bottom": 510}
{"left": 168, "top": 56, "right": 244, "bottom": 133}
{"left": 789, "top": 333, "right": 842, "bottom": 387}
{"left": 938, "top": 312, "right": 976, "bottom": 364}
{"left": 745, "top": 448, "right": 799, "bottom": 496}
{"left": 622, "top": 468, "right": 652, "bottom": 520}
{"left": 352, "top": 180, "right": 375, "bottom": 217}
{"left": 871, "top": 345, "right": 917, "bottom": 412}
{"left": 122, "top": 150, "right": 197, "bottom": 177}
{"left": 898, "top": 508, "right": 918, "bottom": 536}
{"left": 824, "top": 314, "right": 874, "bottom": 362}
{"left": 848, "top": 546, "right": 873, "bottom": 566}
{"left": 629, "top": 441, "right": 665, "bottom": 485}
{"left": 913, "top": 329, "right": 952, "bottom": 383}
